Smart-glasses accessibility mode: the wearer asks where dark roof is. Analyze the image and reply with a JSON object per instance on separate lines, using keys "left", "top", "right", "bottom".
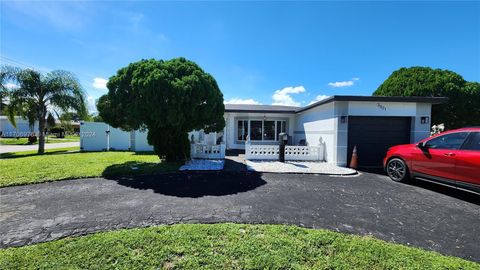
{"left": 225, "top": 96, "right": 448, "bottom": 114}
{"left": 225, "top": 104, "right": 299, "bottom": 113}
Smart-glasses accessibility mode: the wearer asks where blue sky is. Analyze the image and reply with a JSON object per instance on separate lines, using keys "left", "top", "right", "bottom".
{"left": 1, "top": 1, "right": 479, "bottom": 112}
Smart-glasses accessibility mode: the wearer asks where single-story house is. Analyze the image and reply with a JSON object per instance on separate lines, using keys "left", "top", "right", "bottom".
{"left": 81, "top": 95, "right": 447, "bottom": 167}
{"left": 223, "top": 95, "right": 447, "bottom": 167}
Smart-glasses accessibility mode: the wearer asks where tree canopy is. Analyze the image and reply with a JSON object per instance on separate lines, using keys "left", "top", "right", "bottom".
{"left": 98, "top": 58, "right": 225, "bottom": 161}
{"left": 373, "top": 67, "right": 480, "bottom": 129}
{"left": 1, "top": 66, "right": 87, "bottom": 153}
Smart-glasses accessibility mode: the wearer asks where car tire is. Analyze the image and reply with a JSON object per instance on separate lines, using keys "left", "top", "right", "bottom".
{"left": 386, "top": 158, "right": 410, "bottom": 183}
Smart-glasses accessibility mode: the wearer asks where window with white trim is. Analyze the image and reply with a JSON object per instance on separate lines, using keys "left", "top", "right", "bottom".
{"left": 236, "top": 119, "right": 287, "bottom": 141}
{"left": 237, "top": 120, "right": 249, "bottom": 141}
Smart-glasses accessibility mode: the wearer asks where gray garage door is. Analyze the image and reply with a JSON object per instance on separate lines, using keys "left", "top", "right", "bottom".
{"left": 347, "top": 116, "right": 411, "bottom": 168}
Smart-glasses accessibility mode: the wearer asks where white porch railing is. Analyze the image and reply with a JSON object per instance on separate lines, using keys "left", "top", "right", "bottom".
{"left": 285, "top": 145, "right": 324, "bottom": 161}
{"left": 190, "top": 143, "right": 226, "bottom": 159}
{"left": 245, "top": 144, "right": 280, "bottom": 160}
{"left": 245, "top": 142, "right": 325, "bottom": 161}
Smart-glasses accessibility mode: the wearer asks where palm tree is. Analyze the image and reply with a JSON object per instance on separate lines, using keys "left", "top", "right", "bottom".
{"left": 1, "top": 66, "right": 87, "bottom": 154}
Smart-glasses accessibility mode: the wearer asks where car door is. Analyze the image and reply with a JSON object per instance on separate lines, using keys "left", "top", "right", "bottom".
{"left": 411, "top": 132, "right": 470, "bottom": 181}
{"left": 455, "top": 132, "right": 480, "bottom": 185}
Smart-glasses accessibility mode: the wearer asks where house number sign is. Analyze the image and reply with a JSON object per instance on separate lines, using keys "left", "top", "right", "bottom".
{"left": 377, "top": 103, "right": 387, "bottom": 111}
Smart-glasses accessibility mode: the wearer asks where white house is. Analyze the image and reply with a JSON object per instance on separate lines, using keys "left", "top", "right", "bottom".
{"left": 81, "top": 95, "right": 447, "bottom": 167}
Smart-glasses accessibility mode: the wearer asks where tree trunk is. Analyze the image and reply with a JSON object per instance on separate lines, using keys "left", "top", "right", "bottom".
{"left": 38, "top": 116, "right": 46, "bottom": 154}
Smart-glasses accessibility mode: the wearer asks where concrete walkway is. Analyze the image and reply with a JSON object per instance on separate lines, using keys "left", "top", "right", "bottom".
{"left": 1, "top": 172, "right": 479, "bottom": 261}
{"left": 0, "top": 142, "right": 79, "bottom": 154}
{"left": 246, "top": 160, "right": 357, "bottom": 175}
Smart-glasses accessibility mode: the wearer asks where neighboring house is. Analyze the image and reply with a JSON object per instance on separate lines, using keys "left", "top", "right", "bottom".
{"left": 0, "top": 116, "right": 39, "bottom": 137}
{"left": 81, "top": 95, "right": 447, "bottom": 167}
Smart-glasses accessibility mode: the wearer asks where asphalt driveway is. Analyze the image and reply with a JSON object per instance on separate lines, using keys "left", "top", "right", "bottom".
{"left": 0, "top": 171, "right": 479, "bottom": 261}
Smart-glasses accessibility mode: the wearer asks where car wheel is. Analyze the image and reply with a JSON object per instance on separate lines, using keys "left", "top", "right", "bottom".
{"left": 386, "top": 158, "right": 409, "bottom": 182}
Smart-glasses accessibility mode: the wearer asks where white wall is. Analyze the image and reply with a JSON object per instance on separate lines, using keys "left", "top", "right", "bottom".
{"left": 348, "top": 101, "right": 417, "bottom": 116}
{"left": 334, "top": 101, "right": 349, "bottom": 166}
{"left": 80, "top": 122, "right": 108, "bottom": 151}
{"left": 80, "top": 122, "right": 131, "bottom": 151}
{"left": 412, "top": 103, "right": 432, "bottom": 143}
{"left": 109, "top": 126, "right": 130, "bottom": 150}
{"left": 133, "top": 130, "right": 154, "bottom": 152}
{"left": 0, "top": 116, "right": 39, "bottom": 137}
{"left": 293, "top": 102, "right": 336, "bottom": 163}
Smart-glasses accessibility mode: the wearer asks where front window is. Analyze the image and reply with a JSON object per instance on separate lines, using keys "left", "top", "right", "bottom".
{"left": 425, "top": 132, "right": 469, "bottom": 150}
{"left": 237, "top": 120, "right": 248, "bottom": 141}
{"left": 250, "top": 121, "right": 263, "bottom": 140}
{"left": 236, "top": 119, "right": 288, "bottom": 141}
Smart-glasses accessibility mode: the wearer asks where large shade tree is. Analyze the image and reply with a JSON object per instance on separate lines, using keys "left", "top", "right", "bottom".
{"left": 1, "top": 66, "right": 87, "bottom": 154}
{"left": 373, "top": 67, "right": 480, "bottom": 129}
{"left": 97, "top": 58, "right": 225, "bottom": 162}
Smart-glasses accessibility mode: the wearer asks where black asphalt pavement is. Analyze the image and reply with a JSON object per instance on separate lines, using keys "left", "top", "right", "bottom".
{"left": 0, "top": 171, "right": 479, "bottom": 261}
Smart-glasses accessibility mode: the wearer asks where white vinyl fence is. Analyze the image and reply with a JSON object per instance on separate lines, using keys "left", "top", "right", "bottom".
{"left": 190, "top": 143, "right": 226, "bottom": 159}
{"left": 246, "top": 142, "right": 325, "bottom": 161}
{"left": 80, "top": 122, "right": 131, "bottom": 151}
{"left": 81, "top": 122, "right": 225, "bottom": 159}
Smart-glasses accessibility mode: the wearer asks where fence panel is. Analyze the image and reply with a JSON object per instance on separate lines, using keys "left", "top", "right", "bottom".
{"left": 245, "top": 144, "right": 280, "bottom": 160}
{"left": 285, "top": 145, "right": 324, "bottom": 161}
{"left": 245, "top": 143, "right": 325, "bottom": 161}
{"left": 190, "top": 143, "right": 225, "bottom": 159}
{"left": 133, "top": 130, "right": 154, "bottom": 152}
{"left": 80, "top": 122, "right": 108, "bottom": 151}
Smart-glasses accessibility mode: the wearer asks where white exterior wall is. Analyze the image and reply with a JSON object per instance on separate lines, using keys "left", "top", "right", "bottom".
{"left": 80, "top": 122, "right": 108, "bottom": 151}
{"left": 109, "top": 126, "right": 130, "bottom": 150}
{"left": 345, "top": 101, "right": 432, "bottom": 143}
{"left": 412, "top": 103, "right": 433, "bottom": 143}
{"left": 80, "top": 122, "right": 131, "bottom": 151}
{"left": 293, "top": 103, "right": 336, "bottom": 163}
{"left": 333, "top": 101, "right": 433, "bottom": 166}
{"left": 132, "top": 130, "right": 154, "bottom": 152}
{"left": 334, "top": 101, "right": 349, "bottom": 166}
{"left": 0, "top": 116, "right": 39, "bottom": 137}
{"left": 224, "top": 112, "right": 295, "bottom": 150}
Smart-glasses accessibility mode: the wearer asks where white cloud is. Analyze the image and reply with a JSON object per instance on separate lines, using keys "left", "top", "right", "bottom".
{"left": 92, "top": 77, "right": 108, "bottom": 90}
{"left": 308, "top": 95, "right": 330, "bottom": 105}
{"left": 4, "top": 83, "right": 18, "bottom": 89}
{"left": 328, "top": 77, "right": 360, "bottom": 88}
{"left": 86, "top": 96, "right": 97, "bottom": 113}
{"left": 4, "top": 1, "right": 89, "bottom": 31}
{"left": 272, "top": 86, "right": 306, "bottom": 106}
{"left": 224, "top": 98, "right": 261, "bottom": 105}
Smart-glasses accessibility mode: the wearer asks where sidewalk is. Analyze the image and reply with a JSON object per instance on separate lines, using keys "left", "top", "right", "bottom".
{"left": 0, "top": 142, "right": 79, "bottom": 154}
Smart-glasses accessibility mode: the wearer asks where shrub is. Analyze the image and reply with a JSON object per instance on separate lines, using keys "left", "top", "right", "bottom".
{"left": 27, "top": 135, "right": 37, "bottom": 144}
{"left": 49, "top": 126, "right": 65, "bottom": 138}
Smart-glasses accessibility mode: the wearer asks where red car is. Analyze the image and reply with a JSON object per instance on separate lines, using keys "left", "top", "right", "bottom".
{"left": 383, "top": 127, "right": 480, "bottom": 194}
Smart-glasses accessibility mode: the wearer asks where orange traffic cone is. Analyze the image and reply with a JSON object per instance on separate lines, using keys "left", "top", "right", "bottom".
{"left": 349, "top": 145, "right": 358, "bottom": 169}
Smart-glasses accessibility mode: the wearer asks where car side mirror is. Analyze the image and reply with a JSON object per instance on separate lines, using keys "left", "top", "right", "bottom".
{"left": 417, "top": 142, "right": 427, "bottom": 149}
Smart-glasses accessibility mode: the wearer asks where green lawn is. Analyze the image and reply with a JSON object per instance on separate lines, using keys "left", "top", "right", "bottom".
{"left": 0, "top": 224, "right": 476, "bottom": 270}
{"left": 0, "top": 148, "right": 179, "bottom": 187}
{"left": 0, "top": 135, "right": 80, "bottom": 145}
